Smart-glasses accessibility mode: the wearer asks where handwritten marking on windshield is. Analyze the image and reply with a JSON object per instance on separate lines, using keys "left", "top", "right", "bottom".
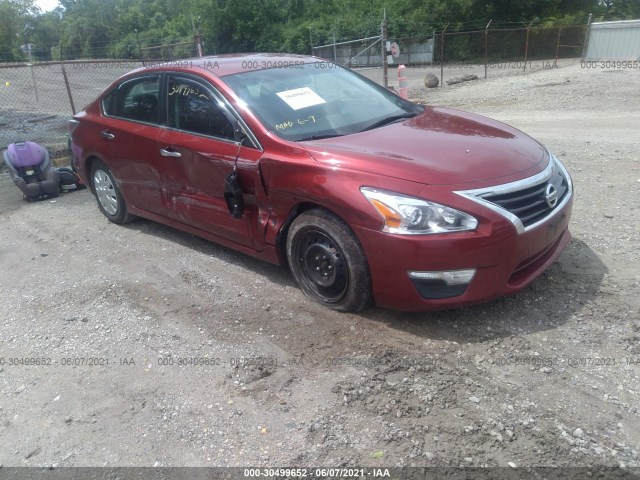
{"left": 275, "top": 115, "right": 317, "bottom": 131}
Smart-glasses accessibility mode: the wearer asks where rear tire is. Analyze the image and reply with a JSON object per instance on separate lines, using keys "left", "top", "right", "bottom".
{"left": 90, "top": 160, "right": 134, "bottom": 224}
{"left": 287, "top": 209, "right": 372, "bottom": 312}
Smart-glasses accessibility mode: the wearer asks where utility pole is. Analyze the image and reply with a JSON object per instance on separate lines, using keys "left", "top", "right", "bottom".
{"left": 381, "top": 9, "right": 388, "bottom": 88}
{"left": 192, "top": 14, "right": 203, "bottom": 57}
{"left": 332, "top": 32, "right": 337, "bottom": 62}
{"left": 134, "top": 29, "right": 141, "bottom": 59}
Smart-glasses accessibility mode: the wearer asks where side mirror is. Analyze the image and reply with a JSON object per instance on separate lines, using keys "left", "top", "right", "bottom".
{"left": 224, "top": 171, "right": 245, "bottom": 218}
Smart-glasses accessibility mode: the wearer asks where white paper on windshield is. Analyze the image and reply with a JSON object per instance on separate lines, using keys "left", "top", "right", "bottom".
{"left": 276, "top": 87, "right": 326, "bottom": 110}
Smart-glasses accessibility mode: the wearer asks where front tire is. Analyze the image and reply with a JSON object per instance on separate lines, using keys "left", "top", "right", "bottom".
{"left": 287, "top": 209, "right": 372, "bottom": 312}
{"left": 90, "top": 160, "right": 134, "bottom": 224}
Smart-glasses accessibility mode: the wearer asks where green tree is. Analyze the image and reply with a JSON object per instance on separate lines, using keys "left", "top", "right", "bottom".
{"left": 0, "top": 0, "right": 40, "bottom": 60}
{"left": 4, "top": 0, "right": 627, "bottom": 62}
{"left": 0, "top": 1, "right": 20, "bottom": 60}
{"left": 28, "top": 10, "right": 63, "bottom": 60}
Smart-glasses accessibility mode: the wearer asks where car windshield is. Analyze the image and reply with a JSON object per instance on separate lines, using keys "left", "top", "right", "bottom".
{"left": 223, "top": 62, "right": 423, "bottom": 142}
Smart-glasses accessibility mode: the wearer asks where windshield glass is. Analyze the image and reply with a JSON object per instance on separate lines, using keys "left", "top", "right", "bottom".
{"left": 222, "top": 62, "right": 423, "bottom": 141}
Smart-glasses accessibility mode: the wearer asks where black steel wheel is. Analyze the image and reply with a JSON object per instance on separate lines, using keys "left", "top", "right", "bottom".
{"left": 287, "top": 209, "right": 372, "bottom": 312}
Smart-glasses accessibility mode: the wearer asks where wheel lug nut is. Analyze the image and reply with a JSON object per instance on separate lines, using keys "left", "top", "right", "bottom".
{"left": 328, "top": 266, "right": 333, "bottom": 270}
{"left": 315, "top": 256, "right": 320, "bottom": 260}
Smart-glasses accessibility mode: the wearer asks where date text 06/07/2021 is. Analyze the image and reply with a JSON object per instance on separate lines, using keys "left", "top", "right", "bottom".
{"left": 242, "top": 467, "right": 392, "bottom": 478}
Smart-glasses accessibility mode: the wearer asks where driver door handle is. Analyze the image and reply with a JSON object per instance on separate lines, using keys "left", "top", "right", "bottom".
{"left": 160, "top": 148, "right": 182, "bottom": 158}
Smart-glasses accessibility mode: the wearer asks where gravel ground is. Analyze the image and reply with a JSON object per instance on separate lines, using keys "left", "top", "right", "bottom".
{"left": 0, "top": 59, "right": 639, "bottom": 476}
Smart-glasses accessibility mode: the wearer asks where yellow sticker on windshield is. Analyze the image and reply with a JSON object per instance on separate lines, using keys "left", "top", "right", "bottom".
{"left": 276, "top": 87, "right": 326, "bottom": 111}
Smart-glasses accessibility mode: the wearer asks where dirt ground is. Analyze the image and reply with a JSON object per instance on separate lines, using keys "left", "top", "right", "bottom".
{"left": 0, "top": 59, "right": 639, "bottom": 476}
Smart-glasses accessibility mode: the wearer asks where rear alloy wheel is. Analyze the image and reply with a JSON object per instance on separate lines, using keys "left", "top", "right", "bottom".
{"left": 90, "top": 160, "right": 134, "bottom": 224}
{"left": 287, "top": 209, "right": 372, "bottom": 312}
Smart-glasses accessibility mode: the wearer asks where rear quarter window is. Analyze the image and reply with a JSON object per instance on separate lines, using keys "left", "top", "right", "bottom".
{"left": 102, "top": 76, "right": 161, "bottom": 124}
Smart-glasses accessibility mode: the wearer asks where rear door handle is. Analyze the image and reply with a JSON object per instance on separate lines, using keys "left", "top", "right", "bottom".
{"left": 160, "top": 148, "right": 182, "bottom": 158}
{"left": 100, "top": 130, "right": 115, "bottom": 140}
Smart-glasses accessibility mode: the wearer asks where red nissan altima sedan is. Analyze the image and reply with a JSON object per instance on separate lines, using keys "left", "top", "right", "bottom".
{"left": 69, "top": 53, "right": 573, "bottom": 312}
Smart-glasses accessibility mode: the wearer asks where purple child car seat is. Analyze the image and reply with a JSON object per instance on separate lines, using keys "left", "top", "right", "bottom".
{"left": 3, "top": 141, "right": 59, "bottom": 201}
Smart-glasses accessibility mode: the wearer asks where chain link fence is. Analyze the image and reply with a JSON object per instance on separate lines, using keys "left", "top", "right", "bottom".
{"left": 394, "top": 25, "right": 585, "bottom": 97}
{"left": 324, "top": 25, "right": 586, "bottom": 95}
{"left": 0, "top": 60, "right": 148, "bottom": 153}
{"left": 140, "top": 41, "right": 199, "bottom": 60}
{"left": 312, "top": 35, "right": 383, "bottom": 67}
{"left": 1, "top": 37, "right": 200, "bottom": 154}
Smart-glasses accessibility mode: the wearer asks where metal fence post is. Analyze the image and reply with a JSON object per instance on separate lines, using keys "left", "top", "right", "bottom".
{"left": 61, "top": 62, "right": 76, "bottom": 115}
{"left": 333, "top": 33, "right": 337, "bottom": 62}
{"left": 582, "top": 13, "right": 592, "bottom": 60}
{"left": 484, "top": 19, "right": 492, "bottom": 79}
{"left": 440, "top": 24, "right": 448, "bottom": 87}
{"left": 29, "top": 64, "right": 40, "bottom": 104}
{"left": 524, "top": 20, "right": 534, "bottom": 72}
{"left": 431, "top": 31, "right": 435, "bottom": 66}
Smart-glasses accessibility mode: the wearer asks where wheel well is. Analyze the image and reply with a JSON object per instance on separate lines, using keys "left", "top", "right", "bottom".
{"left": 275, "top": 203, "right": 348, "bottom": 266}
{"left": 275, "top": 202, "right": 316, "bottom": 264}
{"left": 85, "top": 156, "right": 100, "bottom": 193}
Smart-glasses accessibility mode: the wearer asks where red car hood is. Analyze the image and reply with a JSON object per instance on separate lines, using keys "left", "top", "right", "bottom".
{"left": 301, "top": 106, "right": 548, "bottom": 186}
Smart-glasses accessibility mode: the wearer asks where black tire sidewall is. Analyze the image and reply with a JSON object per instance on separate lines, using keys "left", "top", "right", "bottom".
{"left": 287, "top": 209, "right": 372, "bottom": 312}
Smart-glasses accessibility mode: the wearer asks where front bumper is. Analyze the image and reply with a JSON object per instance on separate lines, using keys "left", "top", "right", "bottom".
{"left": 355, "top": 194, "right": 572, "bottom": 312}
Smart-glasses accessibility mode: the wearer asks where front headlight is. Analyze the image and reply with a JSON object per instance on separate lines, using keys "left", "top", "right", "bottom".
{"left": 361, "top": 187, "right": 478, "bottom": 235}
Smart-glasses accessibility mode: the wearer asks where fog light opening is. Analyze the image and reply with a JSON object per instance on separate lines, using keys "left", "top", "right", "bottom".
{"left": 408, "top": 269, "right": 476, "bottom": 285}
{"left": 408, "top": 269, "right": 477, "bottom": 300}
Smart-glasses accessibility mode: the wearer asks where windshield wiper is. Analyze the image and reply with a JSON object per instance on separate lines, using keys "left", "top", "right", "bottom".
{"left": 360, "top": 113, "right": 416, "bottom": 132}
{"left": 297, "top": 134, "right": 343, "bottom": 141}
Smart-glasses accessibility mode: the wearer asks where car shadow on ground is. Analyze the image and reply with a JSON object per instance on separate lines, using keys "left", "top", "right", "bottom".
{"left": 361, "top": 238, "right": 607, "bottom": 343}
{"left": 120, "top": 217, "right": 297, "bottom": 289}
{"left": 120, "top": 216, "right": 606, "bottom": 344}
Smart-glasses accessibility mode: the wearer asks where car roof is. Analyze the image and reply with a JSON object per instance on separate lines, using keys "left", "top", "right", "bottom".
{"left": 134, "top": 53, "right": 323, "bottom": 77}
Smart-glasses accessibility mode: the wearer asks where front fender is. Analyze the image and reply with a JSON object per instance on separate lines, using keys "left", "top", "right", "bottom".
{"left": 259, "top": 155, "right": 426, "bottom": 251}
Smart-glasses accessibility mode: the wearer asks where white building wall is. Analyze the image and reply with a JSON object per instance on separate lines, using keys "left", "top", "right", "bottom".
{"left": 584, "top": 19, "right": 640, "bottom": 60}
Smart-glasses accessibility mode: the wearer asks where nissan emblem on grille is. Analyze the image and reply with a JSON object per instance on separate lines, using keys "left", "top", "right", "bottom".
{"left": 545, "top": 183, "right": 558, "bottom": 208}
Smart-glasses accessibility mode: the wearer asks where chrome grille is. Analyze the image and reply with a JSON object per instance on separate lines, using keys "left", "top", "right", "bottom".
{"left": 482, "top": 173, "right": 569, "bottom": 228}
{"left": 454, "top": 154, "right": 573, "bottom": 234}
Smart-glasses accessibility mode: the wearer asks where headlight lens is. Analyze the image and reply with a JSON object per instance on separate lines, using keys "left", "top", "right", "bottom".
{"left": 361, "top": 187, "right": 478, "bottom": 235}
